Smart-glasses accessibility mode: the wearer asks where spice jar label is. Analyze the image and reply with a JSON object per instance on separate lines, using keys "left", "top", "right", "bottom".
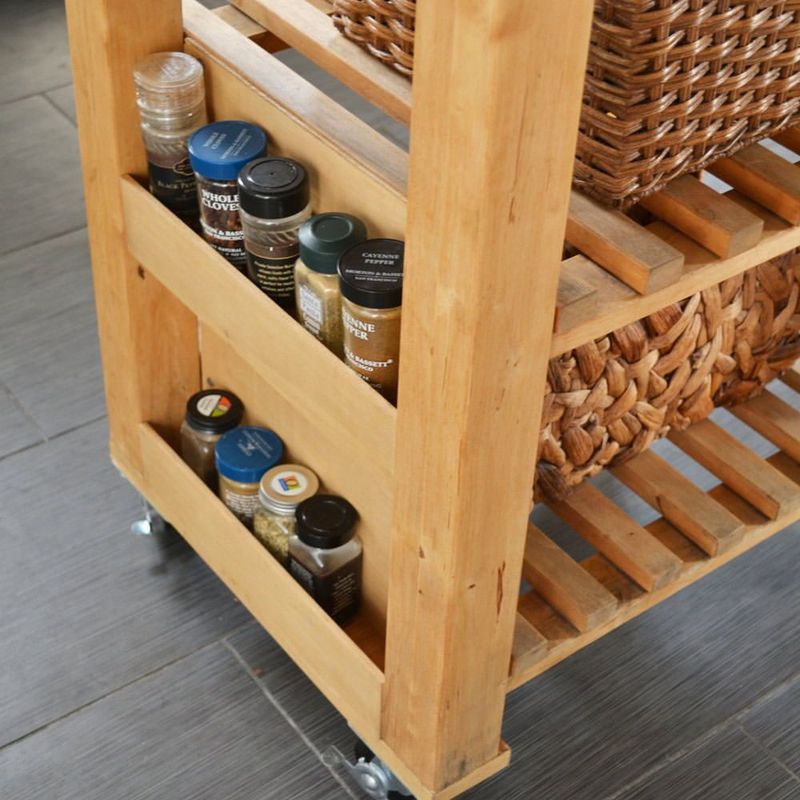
{"left": 289, "top": 554, "right": 362, "bottom": 625}
{"left": 148, "top": 156, "right": 198, "bottom": 217}
{"left": 198, "top": 184, "right": 246, "bottom": 265}
{"left": 195, "top": 393, "right": 232, "bottom": 418}
{"left": 271, "top": 470, "right": 310, "bottom": 497}
{"left": 246, "top": 249, "right": 298, "bottom": 305}
{"left": 298, "top": 284, "right": 324, "bottom": 335}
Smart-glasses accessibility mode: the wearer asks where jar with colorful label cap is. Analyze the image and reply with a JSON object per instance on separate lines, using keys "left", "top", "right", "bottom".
{"left": 215, "top": 426, "right": 284, "bottom": 527}
{"left": 188, "top": 120, "right": 268, "bottom": 270}
{"left": 180, "top": 389, "right": 245, "bottom": 488}
{"left": 238, "top": 157, "right": 312, "bottom": 311}
{"left": 338, "top": 238, "right": 404, "bottom": 403}
{"left": 253, "top": 464, "right": 320, "bottom": 566}
{"left": 288, "top": 495, "right": 362, "bottom": 625}
{"left": 133, "top": 52, "right": 207, "bottom": 226}
{"left": 295, "top": 213, "right": 367, "bottom": 357}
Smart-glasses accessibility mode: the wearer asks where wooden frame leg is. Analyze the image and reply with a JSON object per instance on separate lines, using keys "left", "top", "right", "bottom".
{"left": 65, "top": 0, "right": 200, "bottom": 479}
{"left": 383, "top": 0, "right": 595, "bottom": 791}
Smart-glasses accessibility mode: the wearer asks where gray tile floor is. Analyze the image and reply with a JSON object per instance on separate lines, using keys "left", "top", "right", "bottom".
{"left": 0, "top": 1, "right": 798, "bottom": 798}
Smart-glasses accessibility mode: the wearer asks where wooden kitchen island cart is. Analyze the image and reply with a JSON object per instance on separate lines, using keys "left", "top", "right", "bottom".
{"left": 65, "top": 0, "right": 800, "bottom": 797}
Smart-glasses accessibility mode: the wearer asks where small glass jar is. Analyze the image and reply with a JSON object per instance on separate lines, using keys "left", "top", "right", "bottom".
{"left": 253, "top": 464, "right": 320, "bottom": 566}
{"left": 338, "top": 239, "right": 405, "bottom": 403}
{"left": 180, "top": 389, "right": 244, "bottom": 488}
{"left": 238, "top": 157, "right": 312, "bottom": 312}
{"left": 289, "top": 495, "right": 362, "bottom": 625}
{"left": 215, "top": 426, "right": 284, "bottom": 528}
{"left": 187, "top": 120, "right": 268, "bottom": 271}
{"left": 133, "top": 52, "right": 207, "bottom": 226}
{"left": 296, "top": 213, "right": 367, "bottom": 357}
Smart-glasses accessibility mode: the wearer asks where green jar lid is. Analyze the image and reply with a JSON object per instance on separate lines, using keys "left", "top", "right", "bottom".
{"left": 298, "top": 213, "right": 367, "bottom": 275}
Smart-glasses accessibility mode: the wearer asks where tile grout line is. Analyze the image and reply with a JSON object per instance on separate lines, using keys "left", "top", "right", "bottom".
{"left": 736, "top": 723, "right": 800, "bottom": 786}
{"left": 0, "top": 621, "right": 256, "bottom": 755}
{"left": 222, "top": 639, "right": 360, "bottom": 800}
{"left": 601, "top": 669, "right": 800, "bottom": 800}
{"left": 40, "top": 89, "right": 77, "bottom": 128}
{"left": 0, "top": 83, "right": 74, "bottom": 110}
{"left": 0, "top": 413, "right": 108, "bottom": 465}
{"left": 0, "top": 379, "right": 47, "bottom": 444}
{"left": 0, "top": 224, "right": 88, "bottom": 261}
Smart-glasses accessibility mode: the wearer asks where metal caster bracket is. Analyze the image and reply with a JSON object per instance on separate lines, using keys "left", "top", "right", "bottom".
{"left": 130, "top": 498, "right": 168, "bottom": 537}
{"left": 323, "top": 744, "right": 413, "bottom": 800}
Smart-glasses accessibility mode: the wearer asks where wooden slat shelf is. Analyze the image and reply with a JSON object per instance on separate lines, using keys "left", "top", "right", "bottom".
{"left": 509, "top": 395, "right": 800, "bottom": 692}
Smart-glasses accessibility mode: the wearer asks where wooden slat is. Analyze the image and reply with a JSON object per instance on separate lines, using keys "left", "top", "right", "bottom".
{"left": 121, "top": 176, "right": 396, "bottom": 489}
{"left": 781, "top": 368, "right": 800, "bottom": 393}
{"left": 64, "top": 0, "right": 200, "bottom": 478}
{"left": 554, "top": 255, "right": 600, "bottom": 333}
{"left": 708, "top": 144, "right": 800, "bottom": 225}
{"left": 640, "top": 174, "right": 764, "bottom": 258}
{"left": 137, "top": 423, "right": 385, "bottom": 738}
{"left": 383, "top": 0, "right": 595, "bottom": 790}
{"left": 730, "top": 390, "right": 800, "bottom": 463}
{"left": 548, "top": 482, "right": 683, "bottom": 592}
{"left": 613, "top": 450, "right": 745, "bottom": 556}
{"left": 566, "top": 190, "right": 684, "bottom": 294}
{"left": 523, "top": 524, "right": 618, "bottom": 632}
{"left": 211, "top": 3, "right": 285, "bottom": 51}
{"left": 228, "top": 0, "right": 413, "bottom": 124}
{"left": 773, "top": 128, "right": 800, "bottom": 155}
{"left": 510, "top": 613, "right": 548, "bottom": 675}
{"left": 183, "top": 0, "right": 407, "bottom": 238}
{"left": 552, "top": 195, "right": 800, "bottom": 355}
{"left": 199, "top": 325, "right": 393, "bottom": 628}
{"left": 669, "top": 419, "right": 800, "bottom": 520}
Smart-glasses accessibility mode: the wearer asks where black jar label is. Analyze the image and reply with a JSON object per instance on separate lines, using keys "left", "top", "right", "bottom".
{"left": 289, "top": 553, "right": 362, "bottom": 625}
{"left": 198, "top": 183, "right": 246, "bottom": 269}
{"left": 245, "top": 248, "right": 298, "bottom": 309}
{"left": 148, "top": 157, "right": 198, "bottom": 218}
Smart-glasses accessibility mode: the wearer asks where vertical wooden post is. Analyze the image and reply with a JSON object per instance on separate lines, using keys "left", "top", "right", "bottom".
{"left": 383, "top": 0, "right": 595, "bottom": 790}
{"left": 65, "top": 0, "right": 200, "bottom": 479}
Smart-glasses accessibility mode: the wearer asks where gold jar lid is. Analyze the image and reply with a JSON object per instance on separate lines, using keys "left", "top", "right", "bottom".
{"left": 258, "top": 464, "right": 320, "bottom": 515}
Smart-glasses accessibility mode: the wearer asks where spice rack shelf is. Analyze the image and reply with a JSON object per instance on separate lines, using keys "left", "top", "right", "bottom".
{"left": 67, "top": 0, "right": 800, "bottom": 797}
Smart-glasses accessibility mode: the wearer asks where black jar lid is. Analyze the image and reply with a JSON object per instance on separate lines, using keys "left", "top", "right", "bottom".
{"left": 299, "top": 213, "right": 367, "bottom": 275}
{"left": 237, "top": 157, "right": 309, "bottom": 220}
{"left": 337, "top": 238, "right": 404, "bottom": 309}
{"left": 185, "top": 389, "right": 244, "bottom": 434}
{"left": 296, "top": 495, "right": 358, "bottom": 549}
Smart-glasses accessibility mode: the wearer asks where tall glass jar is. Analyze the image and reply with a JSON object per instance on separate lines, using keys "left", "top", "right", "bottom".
{"left": 238, "top": 157, "right": 312, "bottom": 312}
{"left": 180, "top": 389, "right": 244, "bottom": 488}
{"left": 188, "top": 120, "right": 268, "bottom": 271}
{"left": 253, "top": 464, "right": 320, "bottom": 566}
{"left": 295, "top": 213, "right": 367, "bottom": 357}
{"left": 338, "top": 239, "right": 405, "bottom": 403}
{"left": 288, "top": 495, "right": 362, "bottom": 625}
{"left": 133, "top": 52, "right": 207, "bottom": 227}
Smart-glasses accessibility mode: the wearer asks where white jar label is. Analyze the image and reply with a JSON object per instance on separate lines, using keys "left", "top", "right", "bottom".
{"left": 299, "top": 284, "right": 323, "bottom": 335}
{"left": 196, "top": 393, "right": 232, "bottom": 417}
{"left": 270, "top": 470, "right": 310, "bottom": 497}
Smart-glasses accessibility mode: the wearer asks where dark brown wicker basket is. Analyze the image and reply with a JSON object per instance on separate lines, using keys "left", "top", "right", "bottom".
{"left": 332, "top": 0, "right": 800, "bottom": 207}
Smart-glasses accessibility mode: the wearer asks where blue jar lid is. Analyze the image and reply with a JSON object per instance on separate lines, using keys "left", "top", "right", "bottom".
{"left": 215, "top": 426, "right": 284, "bottom": 485}
{"left": 188, "top": 121, "right": 268, "bottom": 181}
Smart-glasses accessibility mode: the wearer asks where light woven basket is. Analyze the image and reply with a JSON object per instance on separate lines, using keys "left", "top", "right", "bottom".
{"left": 536, "top": 251, "right": 800, "bottom": 499}
{"left": 332, "top": 0, "right": 800, "bottom": 207}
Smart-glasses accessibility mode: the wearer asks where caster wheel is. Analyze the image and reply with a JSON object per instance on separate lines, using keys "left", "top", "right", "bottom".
{"left": 353, "top": 739, "right": 413, "bottom": 799}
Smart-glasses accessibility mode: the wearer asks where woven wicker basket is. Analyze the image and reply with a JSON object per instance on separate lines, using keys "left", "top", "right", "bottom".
{"left": 332, "top": 0, "right": 800, "bottom": 207}
{"left": 536, "top": 250, "right": 800, "bottom": 499}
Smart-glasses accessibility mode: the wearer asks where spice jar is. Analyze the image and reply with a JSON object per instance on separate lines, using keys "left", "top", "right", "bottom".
{"left": 180, "top": 389, "right": 244, "bottom": 488}
{"left": 338, "top": 239, "right": 404, "bottom": 403}
{"left": 133, "top": 52, "right": 207, "bottom": 226}
{"left": 253, "top": 464, "right": 320, "bottom": 566}
{"left": 296, "top": 213, "right": 367, "bottom": 357}
{"left": 188, "top": 120, "right": 268, "bottom": 271}
{"left": 289, "top": 495, "right": 362, "bottom": 625}
{"left": 215, "top": 426, "right": 284, "bottom": 527}
{"left": 238, "top": 157, "right": 312, "bottom": 311}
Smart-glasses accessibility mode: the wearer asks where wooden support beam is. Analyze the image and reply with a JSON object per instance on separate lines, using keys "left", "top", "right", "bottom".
{"left": 640, "top": 175, "right": 764, "bottom": 258}
{"left": 382, "top": 0, "right": 596, "bottom": 791}
{"left": 730, "top": 390, "right": 800, "bottom": 464}
{"left": 64, "top": 0, "right": 200, "bottom": 477}
{"left": 211, "top": 4, "right": 287, "bottom": 51}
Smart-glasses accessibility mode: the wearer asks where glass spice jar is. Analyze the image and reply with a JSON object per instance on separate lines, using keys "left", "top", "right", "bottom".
{"left": 188, "top": 120, "right": 268, "bottom": 271}
{"left": 180, "top": 389, "right": 244, "bottom": 489}
{"left": 338, "top": 239, "right": 405, "bottom": 403}
{"left": 296, "top": 213, "right": 367, "bottom": 357}
{"left": 288, "top": 495, "right": 362, "bottom": 625}
{"left": 215, "top": 426, "right": 284, "bottom": 528}
{"left": 238, "top": 157, "right": 312, "bottom": 312}
{"left": 253, "top": 464, "right": 320, "bottom": 566}
{"left": 133, "top": 52, "right": 207, "bottom": 227}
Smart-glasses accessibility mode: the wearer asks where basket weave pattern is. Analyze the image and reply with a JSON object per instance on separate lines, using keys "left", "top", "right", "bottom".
{"left": 332, "top": 0, "right": 800, "bottom": 207}
{"left": 536, "top": 251, "right": 800, "bottom": 499}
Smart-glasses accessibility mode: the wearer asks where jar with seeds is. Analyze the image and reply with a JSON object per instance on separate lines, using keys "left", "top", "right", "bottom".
{"left": 253, "top": 464, "right": 320, "bottom": 566}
